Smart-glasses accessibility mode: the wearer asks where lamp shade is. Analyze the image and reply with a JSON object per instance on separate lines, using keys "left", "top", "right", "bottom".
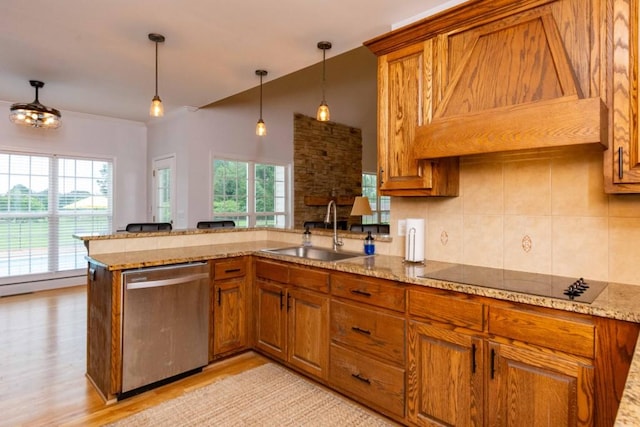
{"left": 350, "top": 196, "right": 373, "bottom": 216}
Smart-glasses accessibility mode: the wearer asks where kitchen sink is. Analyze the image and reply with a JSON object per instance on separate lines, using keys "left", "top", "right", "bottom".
{"left": 261, "top": 246, "right": 366, "bottom": 262}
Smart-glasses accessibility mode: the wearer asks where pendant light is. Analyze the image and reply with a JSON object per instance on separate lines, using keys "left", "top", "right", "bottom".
{"left": 316, "top": 41, "right": 332, "bottom": 122}
{"left": 148, "top": 33, "right": 165, "bottom": 117}
{"left": 255, "top": 69, "right": 267, "bottom": 136}
{"left": 9, "top": 80, "right": 61, "bottom": 129}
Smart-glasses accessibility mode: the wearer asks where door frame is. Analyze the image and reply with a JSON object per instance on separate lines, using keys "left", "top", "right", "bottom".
{"left": 152, "top": 154, "right": 176, "bottom": 224}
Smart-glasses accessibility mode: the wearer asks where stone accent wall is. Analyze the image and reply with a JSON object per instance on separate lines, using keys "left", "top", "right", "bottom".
{"left": 293, "top": 113, "right": 362, "bottom": 229}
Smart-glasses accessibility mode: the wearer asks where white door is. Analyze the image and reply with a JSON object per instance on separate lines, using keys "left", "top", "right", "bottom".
{"left": 152, "top": 155, "right": 176, "bottom": 224}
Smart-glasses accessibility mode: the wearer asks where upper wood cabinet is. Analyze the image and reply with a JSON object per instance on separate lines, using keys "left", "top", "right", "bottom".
{"left": 375, "top": 39, "right": 460, "bottom": 196}
{"left": 366, "top": 0, "right": 615, "bottom": 194}
{"left": 605, "top": 0, "right": 640, "bottom": 192}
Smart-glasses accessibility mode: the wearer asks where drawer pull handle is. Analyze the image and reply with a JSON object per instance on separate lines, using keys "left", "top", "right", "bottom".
{"left": 217, "top": 287, "right": 222, "bottom": 306}
{"left": 351, "top": 373, "right": 371, "bottom": 384}
{"left": 224, "top": 268, "right": 241, "bottom": 274}
{"left": 351, "top": 326, "right": 371, "bottom": 335}
{"left": 351, "top": 289, "right": 372, "bottom": 297}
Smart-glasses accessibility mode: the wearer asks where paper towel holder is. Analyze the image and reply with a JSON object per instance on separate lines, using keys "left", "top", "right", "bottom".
{"left": 404, "top": 226, "right": 425, "bottom": 264}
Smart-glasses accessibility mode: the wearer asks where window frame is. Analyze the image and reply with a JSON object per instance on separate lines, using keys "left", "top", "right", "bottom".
{"left": 362, "top": 172, "right": 390, "bottom": 224}
{"left": 211, "top": 157, "right": 290, "bottom": 228}
{"left": 0, "top": 150, "right": 113, "bottom": 285}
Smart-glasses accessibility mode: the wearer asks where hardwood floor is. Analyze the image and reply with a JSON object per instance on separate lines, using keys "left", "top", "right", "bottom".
{"left": 0, "top": 285, "right": 268, "bottom": 427}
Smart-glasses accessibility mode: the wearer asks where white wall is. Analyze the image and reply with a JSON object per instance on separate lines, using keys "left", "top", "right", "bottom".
{"left": 147, "top": 46, "right": 378, "bottom": 229}
{"left": 0, "top": 101, "right": 148, "bottom": 230}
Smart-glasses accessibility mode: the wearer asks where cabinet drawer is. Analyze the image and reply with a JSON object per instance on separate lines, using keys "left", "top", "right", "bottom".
{"left": 331, "top": 300, "right": 405, "bottom": 364}
{"left": 331, "top": 272, "right": 406, "bottom": 312}
{"left": 409, "top": 288, "right": 485, "bottom": 332}
{"left": 213, "top": 258, "right": 246, "bottom": 280}
{"left": 289, "top": 265, "right": 329, "bottom": 293}
{"left": 255, "top": 259, "right": 289, "bottom": 283}
{"left": 330, "top": 343, "right": 405, "bottom": 418}
{"left": 489, "top": 306, "right": 595, "bottom": 358}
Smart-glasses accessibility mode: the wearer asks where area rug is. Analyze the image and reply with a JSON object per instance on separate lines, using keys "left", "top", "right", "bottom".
{"left": 106, "top": 363, "right": 397, "bottom": 426}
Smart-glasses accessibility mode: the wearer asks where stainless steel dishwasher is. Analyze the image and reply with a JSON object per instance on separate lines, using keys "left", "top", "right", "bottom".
{"left": 120, "top": 262, "right": 209, "bottom": 395}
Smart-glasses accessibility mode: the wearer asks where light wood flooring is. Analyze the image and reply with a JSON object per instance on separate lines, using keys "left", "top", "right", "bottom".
{"left": 0, "top": 285, "right": 268, "bottom": 427}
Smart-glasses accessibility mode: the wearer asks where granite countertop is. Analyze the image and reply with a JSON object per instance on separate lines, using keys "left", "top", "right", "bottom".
{"left": 85, "top": 241, "right": 640, "bottom": 425}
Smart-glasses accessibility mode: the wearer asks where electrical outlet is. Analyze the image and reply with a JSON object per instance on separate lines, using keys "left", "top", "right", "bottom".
{"left": 398, "top": 219, "right": 406, "bottom": 237}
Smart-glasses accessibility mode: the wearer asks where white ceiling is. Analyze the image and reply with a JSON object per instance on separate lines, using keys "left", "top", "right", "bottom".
{"left": 0, "top": 0, "right": 465, "bottom": 123}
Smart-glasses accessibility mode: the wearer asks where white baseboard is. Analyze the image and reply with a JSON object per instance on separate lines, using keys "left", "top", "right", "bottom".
{"left": 0, "top": 276, "right": 85, "bottom": 297}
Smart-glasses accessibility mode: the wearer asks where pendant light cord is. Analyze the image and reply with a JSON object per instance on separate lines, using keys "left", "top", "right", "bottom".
{"left": 259, "top": 73, "right": 263, "bottom": 119}
{"left": 321, "top": 47, "right": 326, "bottom": 103}
{"left": 154, "top": 41, "right": 159, "bottom": 97}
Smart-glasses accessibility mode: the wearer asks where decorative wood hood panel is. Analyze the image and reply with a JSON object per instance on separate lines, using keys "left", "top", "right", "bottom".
{"left": 365, "top": 0, "right": 608, "bottom": 159}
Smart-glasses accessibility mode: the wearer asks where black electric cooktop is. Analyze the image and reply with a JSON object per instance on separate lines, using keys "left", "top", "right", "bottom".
{"left": 418, "top": 264, "right": 608, "bottom": 303}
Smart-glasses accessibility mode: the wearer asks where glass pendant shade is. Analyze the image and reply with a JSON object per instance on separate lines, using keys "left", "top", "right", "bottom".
{"left": 256, "top": 119, "right": 266, "bottom": 136}
{"left": 149, "top": 95, "right": 164, "bottom": 117}
{"left": 9, "top": 80, "right": 61, "bottom": 129}
{"left": 316, "top": 101, "right": 330, "bottom": 122}
{"left": 149, "top": 33, "right": 165, "bottom": 118}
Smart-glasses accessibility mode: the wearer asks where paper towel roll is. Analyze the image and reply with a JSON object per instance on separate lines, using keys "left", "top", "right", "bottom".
{"left": 405, "top": 218, "right": 425, "bottom": 262}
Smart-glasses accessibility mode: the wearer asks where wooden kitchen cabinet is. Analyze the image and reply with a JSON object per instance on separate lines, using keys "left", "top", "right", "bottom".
{"left": 487, "top": 304, "right": 596, "bottom": 426}
{"left": 254, "top": 259, "right": 330, "bottom": 380}
{"left": 408, "top": 288, "right": 486, "bottom": 426}
{"left": 255, "top": 279, "right": 288, "bottom": 360}
{"left": 407, "top": 320, "right": 484, "bottom": 426}
{"left": 329, "top": 272, "right": 406, "bottom": 420}
{"left": 408, "top": 286, "right": 604, "bottom": 426}
{"left": 605, "top": 0, "right": 640, "bottom": 192}
{"left": 210, "top": 257, "right": 248, "bottom": 359}
{"left": 487, "top": 341, "right": 594, "bottom": 426}
{"left": 287, "top": 287, "right": 329, "bottom": 379}
{"left": 367, "top": 0, "right": 611, "bottom": 196}
{"left": 373, "top": 40, "right": 459, "bottom": 196}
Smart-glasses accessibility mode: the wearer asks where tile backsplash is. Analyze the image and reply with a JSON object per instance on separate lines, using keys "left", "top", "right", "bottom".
{"left": 389, "top": 148, "right": 640, "bottom": 286}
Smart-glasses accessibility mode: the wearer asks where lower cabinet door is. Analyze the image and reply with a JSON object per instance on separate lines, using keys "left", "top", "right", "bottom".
{"left": 287, "top": 288, "right": 329, "bottom": 380}
{"left": 407, "top": 320, "right": 483, "bottom": 426}
{"left": 487, "top": 341, "right": 595, "bottom": 427}
{"left": 254, "top": 279, "right": 287, "bottom": 361}
{"left": 213, "top": 277, "right": 246, "bottom": 356}
{"left": 330, "top": 343, "right": 405, "bottom": 418}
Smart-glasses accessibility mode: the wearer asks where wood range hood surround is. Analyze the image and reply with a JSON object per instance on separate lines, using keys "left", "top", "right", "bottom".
{"left": 365, "top": 0, "right": 609, "bottom": 160}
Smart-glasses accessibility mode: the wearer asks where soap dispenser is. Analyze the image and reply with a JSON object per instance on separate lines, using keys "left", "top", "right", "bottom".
{"left": 364, "top": 231, "right": 375, "bottom": 255}
{"left": 302, "top": 226, "right": 312, "bottom": 247}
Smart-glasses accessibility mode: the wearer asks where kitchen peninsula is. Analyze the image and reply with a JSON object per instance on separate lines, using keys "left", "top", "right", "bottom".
{"left": 78, "top": 228, "right": 640, "bottom": 426}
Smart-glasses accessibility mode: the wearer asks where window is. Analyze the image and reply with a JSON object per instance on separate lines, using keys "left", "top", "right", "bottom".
{"left": 362, "top": 173, "right": 390, "bottom": 224}
{"left": 0, "top": 152, "right": 112, "bottom": 282}
{"left": 212, "top": 159, "right": 288, "bottom": 228}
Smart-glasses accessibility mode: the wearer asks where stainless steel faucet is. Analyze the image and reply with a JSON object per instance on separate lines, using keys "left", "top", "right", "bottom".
{"left": 325, "top": 200, "right": 343, "bottom": 251}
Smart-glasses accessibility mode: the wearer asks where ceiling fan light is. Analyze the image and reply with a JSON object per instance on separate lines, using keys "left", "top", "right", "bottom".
{"left": 9, "top": 80, "right": 62, "bottom": 129}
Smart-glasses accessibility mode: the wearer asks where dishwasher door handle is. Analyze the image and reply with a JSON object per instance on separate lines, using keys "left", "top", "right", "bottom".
{"left": 126, "top": 272, "right": 209, "bottom": 290}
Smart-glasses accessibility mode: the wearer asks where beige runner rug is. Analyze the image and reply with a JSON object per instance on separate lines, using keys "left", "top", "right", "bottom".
{"left": 107, "top": 363, "right": 397, "bottom": 426}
